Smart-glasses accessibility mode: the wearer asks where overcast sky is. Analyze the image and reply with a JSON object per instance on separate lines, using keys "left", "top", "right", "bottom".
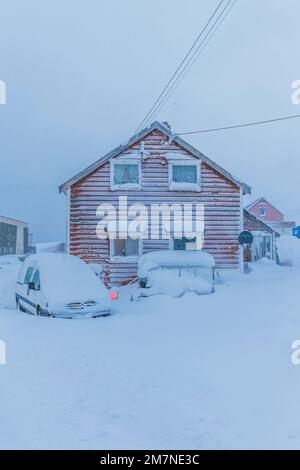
{"left": 0, "top": 0, "right": 299, "bottom": 242}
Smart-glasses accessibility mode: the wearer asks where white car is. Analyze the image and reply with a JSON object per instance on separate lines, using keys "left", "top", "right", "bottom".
{"left": 15, "top": 253, "right": 111, "bottom": 318}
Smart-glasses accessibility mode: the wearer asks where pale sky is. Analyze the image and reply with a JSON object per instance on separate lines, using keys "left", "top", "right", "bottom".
{"left": 0, "top": 0, "right": 299, "bottom": 242}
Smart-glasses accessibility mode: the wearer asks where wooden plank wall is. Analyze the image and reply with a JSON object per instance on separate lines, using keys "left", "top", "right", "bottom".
{"left": 70, "top": 130, "right": 241, "bottom": 285}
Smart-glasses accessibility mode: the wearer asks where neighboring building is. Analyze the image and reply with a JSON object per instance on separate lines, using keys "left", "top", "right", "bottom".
{"left": 0, "top": 215, "right": 29, "bottom": 255}
{"left": 247, "top": 197, "right": 296, "bottom": 236}
{"left": 243, "top": 209, "right": 279, "bottom": 262}
{"left": 59, "top": 121, "right": 251, "bottom": 285}
{"left": 35, "top": 241, "right": 66, "bottom": 254}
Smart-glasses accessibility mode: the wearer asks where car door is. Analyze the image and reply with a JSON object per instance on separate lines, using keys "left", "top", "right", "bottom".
{"left": 18, "top": 266, "right": 36, "bottom": 314}
{"left": 28, "top": 269, "right": 41, "bottom": 315}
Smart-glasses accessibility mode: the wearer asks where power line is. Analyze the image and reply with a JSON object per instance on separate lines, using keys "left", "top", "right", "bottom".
{"left": 135, "top": 0, "right": 227, "bottom": 132}
{"left": 174, "top": 114, "right": 300, "bottom": 136}
{"left": 146, "top": 0, "right": 237, "bottom": 124}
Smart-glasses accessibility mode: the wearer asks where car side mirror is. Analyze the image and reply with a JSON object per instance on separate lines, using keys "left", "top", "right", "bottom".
{"left": 28, "top": 281, "right": 35, "bottom": 290}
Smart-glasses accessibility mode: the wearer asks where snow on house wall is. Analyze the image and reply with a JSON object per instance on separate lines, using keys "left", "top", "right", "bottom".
{"left": 69, "top": 130, "right": 242, "bottom": 285}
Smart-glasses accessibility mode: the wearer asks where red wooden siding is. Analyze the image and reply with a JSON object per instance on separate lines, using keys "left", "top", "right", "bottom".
{"left": 69, "top": 130, "right": 242, "bottom": 284}
{"left": 248, "top": 199, "right": 284, "bottom": 223}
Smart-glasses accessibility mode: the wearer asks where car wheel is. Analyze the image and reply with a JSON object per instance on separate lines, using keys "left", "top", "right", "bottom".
{"left": 37, "top": 305, "right": 50, "bottom": 317}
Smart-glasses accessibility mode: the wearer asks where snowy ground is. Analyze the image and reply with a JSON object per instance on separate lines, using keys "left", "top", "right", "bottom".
{"left": 0, "top": 256, "right": 300, "bottom": 449}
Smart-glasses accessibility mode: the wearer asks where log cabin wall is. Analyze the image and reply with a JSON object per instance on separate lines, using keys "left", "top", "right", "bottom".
{"left": 69, "top": 129, "right": 242, "bottom": 285}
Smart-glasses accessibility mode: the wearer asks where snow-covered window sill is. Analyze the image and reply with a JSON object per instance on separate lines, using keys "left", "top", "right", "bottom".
{"left": 169, "top": 182, "right": 201, "bottom": 192}
{"left": 110, "top": 256, "right": 139, "bottom": 263}
{"left": 111, "top": 183, "right": 141, "bottom": 191}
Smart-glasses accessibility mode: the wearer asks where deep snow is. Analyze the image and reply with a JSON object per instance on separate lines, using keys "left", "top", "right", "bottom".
{"left": 1, "top": 255, "right": 300, "bottom": 449}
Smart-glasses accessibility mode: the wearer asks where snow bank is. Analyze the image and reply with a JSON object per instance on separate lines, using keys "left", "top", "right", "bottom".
{"left": 138, "top": 250, "right": 215, "bottom": 278}
{"left": 0, "top": 262, "right": 21, "bottom": 309}
{"left": 144, "top": 269, "right": 212, "bottom": 298}
{"left": 276, "top": 236, "right": 300, "bottom": 266}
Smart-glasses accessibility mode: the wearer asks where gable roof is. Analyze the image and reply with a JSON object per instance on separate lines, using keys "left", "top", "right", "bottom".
{"left": 59, "top": 121, "right": 251, "bottom": 194}
{"left": 246, "top": 197, "right": 284, "bottom": 216}
{"left": 243, "top": 209, "right": 279, "bottom": 236}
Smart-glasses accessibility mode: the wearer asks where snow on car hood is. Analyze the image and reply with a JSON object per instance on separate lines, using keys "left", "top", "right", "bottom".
{"left": 138, "top": 250, "right": 215, "bottom": 278}
{"left": 145, "top": 269, "right": 212, "bottom": 297}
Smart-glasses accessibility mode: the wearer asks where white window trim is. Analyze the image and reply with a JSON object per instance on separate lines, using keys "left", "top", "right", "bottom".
{"left": 110, "top": 238, "right": 142, "bottom": 263}
{"left": 110, "top": 159, "right": 142, "bottom": 191}
{"left": 168, "top": 160, "right": 201, "bottom": 192}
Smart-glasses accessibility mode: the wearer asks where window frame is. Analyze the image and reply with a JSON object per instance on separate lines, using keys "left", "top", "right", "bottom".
{"left": 168, "top": 160, "right": 201, "bottom": 192}
{"left": 170, "top": 235, "right": 202, "bottom": 251}
{"left": 110, "top": 237, "right": 142, "bottom": 262}
{"left": 110, "top": 159, "right": 142, "bottom": 191}
{"left": 31, "top": 270, "right": 41, "bottom": 291}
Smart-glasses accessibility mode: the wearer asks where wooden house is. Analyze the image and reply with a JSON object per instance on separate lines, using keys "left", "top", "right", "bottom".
{"left": 59, "top": 121, "right": 251, "bottom": 285}
{"left": 247, "top": 197, "right": 295, "bottom": 236}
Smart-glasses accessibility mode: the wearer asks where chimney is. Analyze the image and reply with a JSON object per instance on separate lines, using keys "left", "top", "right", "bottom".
{"left": 162, "top": 121, "right": 171, "bottom": 130}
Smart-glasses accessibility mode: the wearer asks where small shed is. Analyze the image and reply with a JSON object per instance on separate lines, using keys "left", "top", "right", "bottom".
{"left": 243, "top": 209, "right": 279, "bottom": 262}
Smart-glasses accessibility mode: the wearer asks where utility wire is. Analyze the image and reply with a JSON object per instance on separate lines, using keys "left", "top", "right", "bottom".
{"left": 146, "top": 0, "right": 237, "bottom": 124}
{"left": 135, "top": 0, "right": 227, "bottom": 132}
{"left": 174, "top": 114, "right": 300, "bottom": 136}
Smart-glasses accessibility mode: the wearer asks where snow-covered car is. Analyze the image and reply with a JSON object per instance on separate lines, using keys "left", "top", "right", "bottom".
{"left": 15, "top": 253, "right": 111, "bottom": 318}
{"left": 137, "top": 250, "right": 215, "bottom": 298}
{"left": 0, "top": 254, "right": 26, "bottom": 268}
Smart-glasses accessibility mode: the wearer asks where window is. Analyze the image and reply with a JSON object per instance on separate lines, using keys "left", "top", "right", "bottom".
{"left": 24, "top": 267, "right": 34, "bottom": 285}
{"left": 172, "top": 165, "right": 197, "bottom": 183}
{"left": 173, "top": 237, "right": 197, "bottom": 251}
{"left": 31, "top": 270, "right": 40, "bottom": 290}
{"left": 111, "top": 161, "right": 141, "bottom": 190}
{"left": 111, "top": 238, "right": 141, "bottom": 260}
{"left": 259, "top": 207, "right": 266, "bottom": 217}
{"left": 169, "top": 162, "right": 200, "bottom": 191}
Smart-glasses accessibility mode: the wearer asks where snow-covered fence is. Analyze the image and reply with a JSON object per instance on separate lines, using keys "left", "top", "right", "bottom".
{"left": 0, "top": 340, "right": 6, "bottom": 365}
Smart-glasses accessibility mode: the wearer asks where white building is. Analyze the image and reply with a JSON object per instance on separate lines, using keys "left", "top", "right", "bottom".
{"left": 0, "top": 215, "right": 29, "bottom": 255}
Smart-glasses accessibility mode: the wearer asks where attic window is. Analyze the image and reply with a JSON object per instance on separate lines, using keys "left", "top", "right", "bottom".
{"left": 259, "top": 208, "right": 266, "bottom": 217}
{"left": 111, "top": 161, "right": 141, "bottom": 190}
{"left": 169, "top": 161, "right": 201, "bottom": 191}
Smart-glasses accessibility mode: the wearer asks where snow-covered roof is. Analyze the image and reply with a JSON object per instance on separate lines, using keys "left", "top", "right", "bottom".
{"left": 0, "top": 214, "right": 28, "bottom": 226}
{"left": 59, "top": 121, "right": 251, "bottom": 195}
{"left": 243, "top": 209, "right": 280, "bottom": 236}
{"left": 35, "top": 241, "right": 65, "bottom": 253}
{"left": 138, "top": 250, "right": 215, "bottom": 278}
